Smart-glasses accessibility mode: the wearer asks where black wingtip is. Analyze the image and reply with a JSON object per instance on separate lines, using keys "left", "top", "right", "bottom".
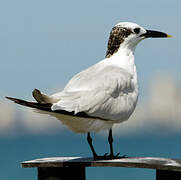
{"left": 5, "top": 96, "right": 53, "bottom": 112}
{"left": 5, "top": 96, "right": 17, "bottom": 102}
{"left": 5, "top": 96, "right": 28, "bottom": 106}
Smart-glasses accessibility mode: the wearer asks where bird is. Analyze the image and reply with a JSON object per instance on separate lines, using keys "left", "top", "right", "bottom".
{"left": 6, "top": 22, "right": 171, "bottom": 160}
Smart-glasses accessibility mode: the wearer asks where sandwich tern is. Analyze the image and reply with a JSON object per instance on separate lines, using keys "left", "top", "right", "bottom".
{"left": 6, "top": 22, "right": 171, "bottom": 159}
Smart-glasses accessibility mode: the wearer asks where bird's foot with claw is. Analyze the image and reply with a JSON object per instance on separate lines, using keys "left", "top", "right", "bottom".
{"left": 93, "top": 153, "right": 128, "bottom": 160}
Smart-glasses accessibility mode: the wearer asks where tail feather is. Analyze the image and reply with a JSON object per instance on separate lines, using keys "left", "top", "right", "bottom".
{"left": 32, "top": 89, "right": 59, "bottom": 104}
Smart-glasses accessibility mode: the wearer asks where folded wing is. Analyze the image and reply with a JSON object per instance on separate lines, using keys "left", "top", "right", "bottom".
{"left": 51, "top": 63, "right": 134, "bottom": 121}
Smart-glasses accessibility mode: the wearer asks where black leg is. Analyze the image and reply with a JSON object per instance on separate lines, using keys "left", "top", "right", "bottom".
{"left": 87, "top": 132, "right": 98, "bottom": 158}
{"left": 108, "top": 129, "right": 114, "bottom": 157}
{"left": 87, "top": 130, "right": 125, "bottom": 160}
{"left": 107, "top": 128, "right": 123, "bottom": 159}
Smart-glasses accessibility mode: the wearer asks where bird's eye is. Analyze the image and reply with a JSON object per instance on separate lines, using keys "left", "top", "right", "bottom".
{"left": 133, "top": 28, "right": 140, "bottom": 34}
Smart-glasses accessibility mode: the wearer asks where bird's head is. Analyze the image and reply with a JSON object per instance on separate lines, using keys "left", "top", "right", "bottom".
{"left": 106, "top": 22, "right": 172, "bottom": 58}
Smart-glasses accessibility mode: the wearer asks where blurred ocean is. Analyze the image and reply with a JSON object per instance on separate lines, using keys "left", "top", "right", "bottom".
{"left": 1, "top": 130, "right": 181, "bottom": 180}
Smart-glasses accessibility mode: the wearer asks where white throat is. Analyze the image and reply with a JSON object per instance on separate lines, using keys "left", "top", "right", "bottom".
{"left": 108, "top": 46, "right": 136, "bottom": 76}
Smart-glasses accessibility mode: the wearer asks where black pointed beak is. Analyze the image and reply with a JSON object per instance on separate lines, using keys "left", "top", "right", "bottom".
{"left": 141, "top": 30, "right": 172, "bottom": 38}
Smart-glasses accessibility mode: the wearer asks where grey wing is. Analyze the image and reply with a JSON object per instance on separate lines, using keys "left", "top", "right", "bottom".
{"left": 51, "top": 65, "right": 134, "bottom": 120}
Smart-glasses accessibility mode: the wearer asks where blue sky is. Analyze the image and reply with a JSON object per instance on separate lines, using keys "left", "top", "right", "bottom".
{"left": 1, "top": 0, "right": 180, "bottom": 100}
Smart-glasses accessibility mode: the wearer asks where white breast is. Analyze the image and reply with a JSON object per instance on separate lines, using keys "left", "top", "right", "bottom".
{"left": 49, "top": 47, "right": 139, "bottom": 132}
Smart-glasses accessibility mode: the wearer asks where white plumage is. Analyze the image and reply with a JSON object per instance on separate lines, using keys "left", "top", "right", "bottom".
{"left": 7, "top": 22, "right": 170, "bottom": 159}
{"left": 50, "top": 47, "right": 138, "bottom": 132}
{"left": 46, "top": 22, "right": 143, "bottom": 133}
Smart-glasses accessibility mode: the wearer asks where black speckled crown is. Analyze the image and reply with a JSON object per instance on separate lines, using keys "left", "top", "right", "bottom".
{"left": 106, "top": 26, "right": 132, "bottom": 58}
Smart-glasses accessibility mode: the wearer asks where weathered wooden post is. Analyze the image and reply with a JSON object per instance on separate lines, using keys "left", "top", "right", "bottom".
{"left": 38, "top": 167, "right": 85, "bottom": 180}
{"left": 156, "top": 170, "right": 181, "bottom": 180}
{"left": 22, "top": 157, "right": 181, "bottom": 180}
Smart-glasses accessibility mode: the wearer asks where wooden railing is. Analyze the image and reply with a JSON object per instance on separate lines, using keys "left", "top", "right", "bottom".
{"left": 22, "top": 156, "right": 181, "bottom": 180}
